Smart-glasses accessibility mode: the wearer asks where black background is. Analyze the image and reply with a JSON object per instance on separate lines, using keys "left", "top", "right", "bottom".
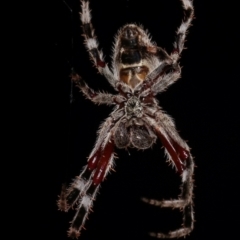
{"left": 37, "top": 0, "right": 239, "bottom": 239}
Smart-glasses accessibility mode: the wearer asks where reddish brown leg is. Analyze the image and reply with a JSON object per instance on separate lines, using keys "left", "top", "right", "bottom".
{"left": 59, "top": 139, "right": 115, "bottom": 239}
{"left": 156, "top": 128, "right": 189, "bottom": 174}
{"left": 142, "top": 115, "right": 194, "bottom": 238}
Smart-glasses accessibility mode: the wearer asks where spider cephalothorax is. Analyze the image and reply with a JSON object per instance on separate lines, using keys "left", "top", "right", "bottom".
{"left": 58, "top": 0, "right": 195, "bottom": 238}
{"left": 115, "top": 24, "right": 172, "bottom": 88}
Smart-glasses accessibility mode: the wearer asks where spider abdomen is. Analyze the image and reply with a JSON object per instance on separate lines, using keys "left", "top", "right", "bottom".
{"left": 114, "top": 121, "right": 156, "bottom": 150}
{"left": 114, "top": 122, "right": 130, "bottom": 148}
{"left": 130, "top": 125, "right": 156, "bottom": 149}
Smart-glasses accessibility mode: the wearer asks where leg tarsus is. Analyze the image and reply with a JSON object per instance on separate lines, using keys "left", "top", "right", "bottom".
{"left": 57, "top": 183, "right": 69, "bottom": 212}
{"left": 68, "top": 227, "right": 81, "bottom": 239}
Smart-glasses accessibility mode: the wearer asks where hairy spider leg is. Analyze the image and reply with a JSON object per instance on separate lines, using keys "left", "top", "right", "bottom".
{"left": 142, "top": 0, "right": 194, "bottom": 94}
{"left": 171, "top": 0, "right": 194, "bottom": 63}
{"left": 57, "top": 115, "right": 115, "bottom": 210}
{"left": 71, "top": 72, "right": 120, "bottom": 105}
{"left": 142, "top": 115, "right": 194, "bottom": 238}
{"left": 156, "top": 129, "right": 188, "bottom": 174}
{"left": 150, "top": 64, "right": 181, "bottom": 95}
{"left": 135, "top": 61, "right": 181, "bottom": 95}
{"left": 80, "top": 0, "right": 117, "bottom": 88}
{"left": 67, "top": 140, "right": 115, "bottom": 238}
{"left": 57, "top": 73, "right": 121, "bottom": 236}
{"left": 148, "top": 157, "right": 194, "bottom": 238}
{"left": 58, "top": 132, "right": 115, "bottom": 238}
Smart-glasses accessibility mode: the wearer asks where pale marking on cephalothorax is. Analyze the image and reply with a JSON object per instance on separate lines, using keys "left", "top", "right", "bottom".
{"left": 121, "top": 61, "right": 143, "bottom": 69}
{"left": 120, "top": 58, "right": 156, "bottom": 72}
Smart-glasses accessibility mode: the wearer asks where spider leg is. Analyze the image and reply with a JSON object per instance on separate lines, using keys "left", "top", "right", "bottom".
{"left": 142, "top": 115, "right": 194, "bottom": 238}
{"left": 68, "top": 139, "right": 115, "bottom": 238}
{"left": 137, "top": 62, "right": 181, "bottom": 95}
{"left": 171, "top": 0, "right": 194, "bottom": 63}
{"left": 71, "top": 72, "right": 125, "bottom": 105}
{"left": 135, "top": 62, "right": 174, "bottom": 95}
{"left": 80, "top": 0, "right": 117, "bottom": 88}
{"left": 150, "top": 63, "right": 181, "bottom": 94}
{"left": 58, "top": 116, "right": 119, "bottom": 238}
{"left": 57, "top": 116, "right": 114, "bottom": 210}
{"left": 138, "top": 0, "right": 194, "bottom": 95}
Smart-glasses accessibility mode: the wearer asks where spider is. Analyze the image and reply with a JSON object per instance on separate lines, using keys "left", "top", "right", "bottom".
{"left": 58, "top": 0, "right": 195, "bottom": 238}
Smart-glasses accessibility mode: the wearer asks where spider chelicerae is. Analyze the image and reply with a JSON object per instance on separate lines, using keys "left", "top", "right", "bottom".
{"left": 58, "top": 0, "right": 195, "bottom": 238}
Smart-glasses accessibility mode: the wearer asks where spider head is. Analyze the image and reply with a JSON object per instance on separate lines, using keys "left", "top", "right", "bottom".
{"left": 113, "top": 25, "right": 159, "bottom": 89}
